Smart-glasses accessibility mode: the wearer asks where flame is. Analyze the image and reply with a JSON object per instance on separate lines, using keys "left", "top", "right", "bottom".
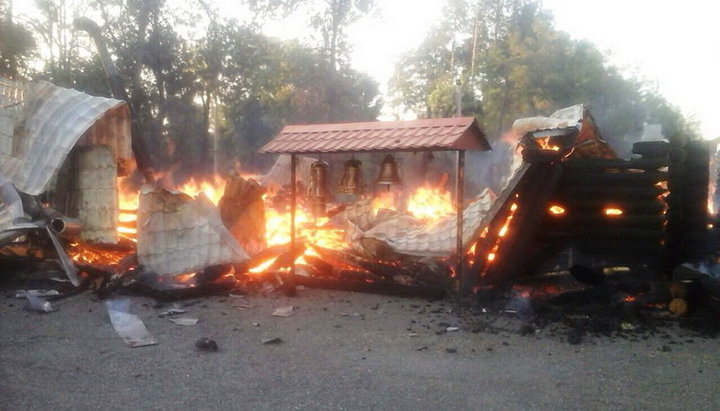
{"left": 264, "top": 205, "right": 347, "bottom": 250}
{"left": 117, "top": 177, "right": 139, "bottom": 241}
{"left": 548, "top": 204, "right": 566, "bottom": 216}
{"left": 176, "top": 176, "right": 227, "bottom": 205}
{"left": 372, "top": 191, "right": 396, "bottom": 214}
{"left": 407, "top": 185, "right": 455, "bottom": 223}
{"left": 604, "top": 207, "right": 623, "bottom": 216}
{"left": 485, "top": 202, "right": 519, "bottom": 264}
{"left": 536, "top": 137, "right": 560, "bottom": 151}
{"left": 249, "top": 256, "right": 279, "bottom": 273}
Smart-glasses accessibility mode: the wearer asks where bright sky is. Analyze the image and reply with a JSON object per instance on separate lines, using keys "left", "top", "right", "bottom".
{"left": 340, "top": 0, "right": 720, "bottom": 138}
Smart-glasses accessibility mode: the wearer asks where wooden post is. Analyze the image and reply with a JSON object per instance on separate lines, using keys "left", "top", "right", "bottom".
{"left": 290, "top": 154, "right": 297, "bottom": 276}
{"left": 456, "top": 150, "right": 466, "bottom": 290}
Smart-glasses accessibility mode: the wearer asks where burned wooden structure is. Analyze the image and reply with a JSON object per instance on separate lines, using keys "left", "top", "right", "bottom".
{"left": 464, "top": 107, "right": 712, "bottom": 292}
{"left": 259, "top": 117, "right": 492, "bottom": 293}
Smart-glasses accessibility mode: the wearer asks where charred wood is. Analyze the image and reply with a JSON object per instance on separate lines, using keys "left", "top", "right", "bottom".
{"left": 561, "top": 171, "right": 668, "bottom": 186}
{"left": 632, "top": 141, "right": 670, "bottom": 158}
{"left": 563, "top": 158, "right": 668, "bottom": 171}
{"left": 556, "top": 185, "right": 666, "bottom": 200}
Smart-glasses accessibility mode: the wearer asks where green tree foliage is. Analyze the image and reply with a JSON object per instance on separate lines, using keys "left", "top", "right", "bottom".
{"left": 0, "top": 2, "right": 36, "bottom": 78}
{"left": 390, "top": 0, "right": 696, "bottom": 153}
{"left": 9, "top": 0, "right": 380, "bottom": 177}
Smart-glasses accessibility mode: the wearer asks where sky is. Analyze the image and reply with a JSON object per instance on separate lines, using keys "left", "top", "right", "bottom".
{"left": 264, "top": 0, "right": 720, "bottom": 138}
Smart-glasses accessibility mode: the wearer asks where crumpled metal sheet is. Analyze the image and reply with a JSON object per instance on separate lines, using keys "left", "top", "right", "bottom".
{"left": 512, "top": 104, "right": 584, "bottom": 134}
{"left": 136, "top": 187, "right": 249, "bottom": 276}
{"left": 0, "top": 80, "right": 128, "bottom": 195}
{"left": 0, "top": 77, "right": 24, "bottom": 161}
{"left": 359, "top": 189, "right": 497, "bottom": 257}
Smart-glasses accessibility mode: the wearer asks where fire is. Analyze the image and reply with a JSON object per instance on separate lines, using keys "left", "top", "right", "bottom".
{"left": 264, "top": 206, "right": 347, "bottom": 250}
{"left": 604, "top": 207, "right": 623, "bottom": 216}
{"left": 249, "top": 256, "right": 278, "bottom": 273}
{"left": 536, "top": 137, "right": 560, "bottom": 151}
{"left": 548, "top": 204, "right": 566, "bottom": 216}
{"left": 176, "top": 176, "right": 227, "bottom": 205}
{"left": 372, "top": 190, "right": 396, "bottom": 214}
{"left": 406, "top": 185, "right": 455, "bottom": 223}
{"left": 485, "top": 201, "right": 519, "bottom": 264}
{"left": 117, "top": 177, "right": 139, "bottom": 241}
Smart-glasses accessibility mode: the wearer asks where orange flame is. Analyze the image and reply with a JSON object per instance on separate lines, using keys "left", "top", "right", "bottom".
{"left": 176, "top": 176, "right": 227, "bottom": 205}
{"left": 604, "top": 207, "right": 623, "bottom": 216}
{"left": 548, "top": 204, "right": 566, "bottom": 216}
{"left": 407, "top": 185, "right": 455, "bottom": 223}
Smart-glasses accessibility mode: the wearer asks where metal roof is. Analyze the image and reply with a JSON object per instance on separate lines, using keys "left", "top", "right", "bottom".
{"left": 0, "top": 79, "right": 130, "bottom": 195}
{"left": 137, "top": 188, "right": 249, "bottom": 276}
{"left": 259, "top": 117, "right": 490, "bottom": 154}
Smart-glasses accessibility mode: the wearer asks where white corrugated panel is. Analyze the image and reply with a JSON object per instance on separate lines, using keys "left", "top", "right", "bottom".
{"left": 136, "top": 188, "right": 249, "bottom": 276}
{"left": 361, "top": 189, "right": 497, "bottom": 257}
{"left": 0, "top": 80, "right": 127, "bottom": 195}
{"left": 77, "top": 146, "right": 118, "bottom": 243}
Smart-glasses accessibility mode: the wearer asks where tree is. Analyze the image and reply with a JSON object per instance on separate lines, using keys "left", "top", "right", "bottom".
{"left": 390, "top": 0, "right": 694, "bottom": 153}
{"left": 309, "top": 0, "right": 374, "bottom": 121}
{"left": 0, "top": 1, "right": 36, "bottom": 78}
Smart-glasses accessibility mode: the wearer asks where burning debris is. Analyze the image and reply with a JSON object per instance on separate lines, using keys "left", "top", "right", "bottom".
{"left": 1, "top": 74, "right": 718, "bottom": 335}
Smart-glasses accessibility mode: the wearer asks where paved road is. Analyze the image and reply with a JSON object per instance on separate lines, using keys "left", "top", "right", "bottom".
{"left": 1, "top": 288, "right": 718, "bottom": 410}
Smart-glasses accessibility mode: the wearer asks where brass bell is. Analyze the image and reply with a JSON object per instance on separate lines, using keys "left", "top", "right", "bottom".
{"left": 376, "top": 154, "right": 402, "bottom": 186}
{"left": 338, "top": 158, "right": 364, "bottom": 195}
{"left": 307, "top": 160, "right": 329, "bottom": 216}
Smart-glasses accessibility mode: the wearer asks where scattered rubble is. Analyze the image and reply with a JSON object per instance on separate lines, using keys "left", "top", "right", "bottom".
{"left": 106, "top": 300, "right": 157, "bottom": 348}
{"left": 168, "top": 317, "right": 199, "bottom": 326}
{"left": 272, "top": 306, "right": 294, "bottom": 318}
{"left": 195, "top": 337, "right": 218, "bottom": 352}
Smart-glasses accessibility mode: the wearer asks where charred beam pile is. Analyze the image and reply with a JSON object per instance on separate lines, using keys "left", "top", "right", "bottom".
{"left": 540, "top": 141, "right": 670, "bottom": 265}
{"left": 663, "top": 139, "right": 711, "bottom": 267}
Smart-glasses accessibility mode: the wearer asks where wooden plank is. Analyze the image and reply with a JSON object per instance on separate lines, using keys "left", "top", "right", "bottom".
{"left": 556, "top": 185, "right": 666, "bottom": 199}
{"left": 480, "top": 162, "right": 564, "bottom": 285}
{"left": 563, "top": 157, "right": 668, "bottom": 171}
{"left": 561, "top": 171, "right": 668, "bottom": 186}
{"left": 632, "top": 141, "right": 670, "bottom": 157}
{"left": 551, "top": 197, "right": 666, "bottom": 214}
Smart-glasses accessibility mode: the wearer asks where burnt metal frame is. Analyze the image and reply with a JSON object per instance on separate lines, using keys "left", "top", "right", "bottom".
{"left": 288, "top": 149, "right": 467, "bottom": 288}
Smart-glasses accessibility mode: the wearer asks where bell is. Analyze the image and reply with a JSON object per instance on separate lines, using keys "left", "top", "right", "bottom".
{"left": 307, "top": 160, "right": 329, "bottom": 216}
{"left": 376, "top": 154, "right": 402, "bottom": 186}
{"left": 338, "top": 158, "right": 364, "bottom": 195}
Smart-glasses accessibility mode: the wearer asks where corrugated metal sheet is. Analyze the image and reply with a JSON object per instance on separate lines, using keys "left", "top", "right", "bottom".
{"left": 260, "top": 117, "right": 490, "bottom": 154}
{"left": 76, "top": 146, "right": 118, "bottom": 243}
{"left": 512, "top": 104, "right": 583, "bottom": 134}
{"left": 357, "top": 189, "right": 497, "bottom": 257}
{"left": 136, "top": 188, "right": 249, "bottom": 276}
{"left": 0, "top": 77, "right": 24, "bottom": 161}
{"left": 0, "top": 80, "right": 129, "bottom": 195}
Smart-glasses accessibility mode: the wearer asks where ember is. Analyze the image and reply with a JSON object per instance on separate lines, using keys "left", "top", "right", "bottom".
{"left": 548, "top": 204, "right": 566, "bottom": 216}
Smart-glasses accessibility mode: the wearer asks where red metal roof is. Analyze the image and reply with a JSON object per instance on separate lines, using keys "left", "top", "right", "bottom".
{"left": 259, "top": 117, "right": 490, "bottom": 154}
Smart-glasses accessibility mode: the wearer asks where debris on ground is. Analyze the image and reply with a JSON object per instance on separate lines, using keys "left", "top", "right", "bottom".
{"left": 158, "top": 307, "right": 187, "bottom": 317}
{"left": 261, "top": 337, "right": 283, "bottom": 345}
{"left": 195, "top": 337, "right": 218, "bottom": 352}
{"left": 106, "top": 300, "right": 157, "bottom": 348}
{"left": 272, "top": 306, "right": 294, "bottom": 318}
{"left": 15, "top": 289, "right": 60, "bottom": 299}
{"left": 168, "top": 317, "right": 199, "bottom": 326}
{"left": 25, "top": 294, "right": 56, "bottom": 313}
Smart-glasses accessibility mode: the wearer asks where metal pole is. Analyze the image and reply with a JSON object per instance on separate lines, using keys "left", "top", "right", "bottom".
{"left": 455, "top": 150, "right": 465, "bottom": 288}
{"left": 290, "top": 154, "right": 297, "bottom": 276}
